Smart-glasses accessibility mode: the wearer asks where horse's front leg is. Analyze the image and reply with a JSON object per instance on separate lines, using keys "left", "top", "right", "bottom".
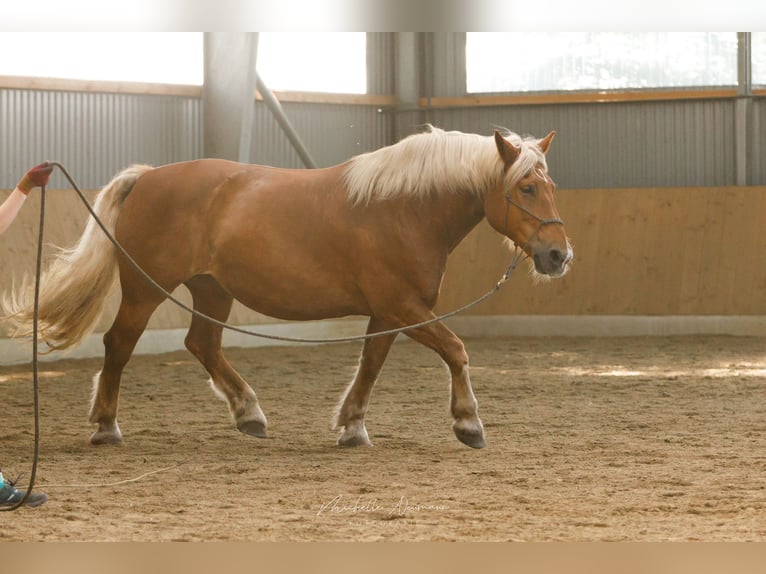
{"left": 400, "top": 311, "right": 485, "bottom": 449}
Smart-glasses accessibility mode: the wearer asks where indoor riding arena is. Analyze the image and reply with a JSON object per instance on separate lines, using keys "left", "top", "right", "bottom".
{"left": 2, "top": 31, "right": 766, "bottom": 543}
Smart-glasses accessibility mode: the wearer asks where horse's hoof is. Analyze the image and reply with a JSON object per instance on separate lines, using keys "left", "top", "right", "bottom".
{"left": 237, "top": 418, "right": 268, "bottom": 438}
{"left": 337, "top": 433, "right": 374, "bottom": 447}
{"left": 89, "top": 426, "right": 123, "bottom": 446}
{"left": 336, "top": 421, "right": 373, "bottom": 447}
{"left": 453, "top": 420, "right": 486, "bottom": 449}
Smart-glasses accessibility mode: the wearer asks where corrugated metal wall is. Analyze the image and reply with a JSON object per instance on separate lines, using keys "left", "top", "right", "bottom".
{"left": 0, "top": 88, "right": 201, "bottom": 189}
{"left": 428, "top": 33, "right": 466, "bottom": 98}
{"left": 2, "top": 89, "right": 750, "bottom": 189}
{"left": 250, "top": 103, "right": 392, "bottom": 168}
{"left": 366, "top": 32, "right": 396, "bottom": 96}
{"left": 417, "top": 99, "right": 737, "bottom": 188}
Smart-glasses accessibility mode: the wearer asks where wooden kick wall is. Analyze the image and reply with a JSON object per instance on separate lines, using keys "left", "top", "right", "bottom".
{"left": 1, "top": 186, "right": 765, "bottom": 341}
{"left": 438, "top": 186, "right": 766, "bottom": 317}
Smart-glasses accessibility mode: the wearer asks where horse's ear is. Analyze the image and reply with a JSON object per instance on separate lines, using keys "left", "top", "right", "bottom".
{"left": 494, "top": 130, "right": 520, "bottom": 167}
{"left": 539, "top": 131, "right": 556, "bottom": 154}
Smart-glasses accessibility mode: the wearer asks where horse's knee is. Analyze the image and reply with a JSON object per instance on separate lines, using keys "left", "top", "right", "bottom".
{"left": 444, "top": 340, "right": 469, "bottom": 375}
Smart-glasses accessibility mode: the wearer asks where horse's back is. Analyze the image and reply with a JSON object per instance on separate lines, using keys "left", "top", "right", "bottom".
{"left": 127, "top": 158, "right": 253, "bottom": 208}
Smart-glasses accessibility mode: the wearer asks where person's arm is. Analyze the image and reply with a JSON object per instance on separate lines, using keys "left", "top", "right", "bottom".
{"left": 0, "top": 163, "right": 54, "bottom": 235}
{"left": 0, "top": 188, "right": 28, "bottom": 235}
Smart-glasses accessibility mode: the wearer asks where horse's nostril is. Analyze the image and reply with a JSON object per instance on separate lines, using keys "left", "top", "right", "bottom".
{"left": 549, "top": 248, "right": 565, "bottom": 266}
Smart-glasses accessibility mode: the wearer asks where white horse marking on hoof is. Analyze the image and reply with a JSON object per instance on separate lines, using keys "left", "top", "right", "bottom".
{"left": 89, "top": 420, "right": 123, "bottom": 445}
{"left": 337, "top": 419, "right": 373, "bottom": 447}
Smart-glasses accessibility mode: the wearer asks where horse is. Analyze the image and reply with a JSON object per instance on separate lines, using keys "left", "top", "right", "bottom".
{"left": 3, "top": 126, "right": 572, "bottom": 449}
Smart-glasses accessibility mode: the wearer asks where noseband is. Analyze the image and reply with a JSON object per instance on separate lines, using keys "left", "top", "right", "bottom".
{"left": 503, "top": 189, "right": 565, "bottom": 250}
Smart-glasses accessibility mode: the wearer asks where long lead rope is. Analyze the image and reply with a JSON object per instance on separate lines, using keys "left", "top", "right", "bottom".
{"left": 0, "top": 185, "right": 45, "bottom": 512}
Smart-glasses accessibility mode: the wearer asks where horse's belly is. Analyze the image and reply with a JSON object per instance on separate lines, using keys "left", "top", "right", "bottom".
{"left": 215, "top": 265, "right": 370, "bottom": 322}
{"left": 227, "top": 285, "right": 369, "bottom": 321}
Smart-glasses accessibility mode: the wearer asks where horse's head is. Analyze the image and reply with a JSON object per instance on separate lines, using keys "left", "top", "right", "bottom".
{"left": 484, "top": 130, "right": 572, "bottom": 278}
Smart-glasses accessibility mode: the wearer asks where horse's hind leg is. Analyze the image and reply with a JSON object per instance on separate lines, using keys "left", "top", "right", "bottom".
{"left": 90, "top": 292, "right": 166, "bottom": 445}
{"left": 184, "top": 275, "right": 267, "bottom": 437}
{"left": 333, "top": 317, "right": 397, "bottom": 447}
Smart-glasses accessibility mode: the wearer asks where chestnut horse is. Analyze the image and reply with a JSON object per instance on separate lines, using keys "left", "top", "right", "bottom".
{"left": 4, "top": 127, "right": 572, "bottom": 449}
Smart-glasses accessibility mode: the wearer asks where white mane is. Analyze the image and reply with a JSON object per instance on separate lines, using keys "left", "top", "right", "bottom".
{"left": 343, "top": 126, "right": 548, "bottom": 205}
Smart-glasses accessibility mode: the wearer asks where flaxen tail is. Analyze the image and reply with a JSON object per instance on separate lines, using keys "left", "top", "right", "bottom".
{"left": 2, "top": 164, "right": 153, "bottom": 351}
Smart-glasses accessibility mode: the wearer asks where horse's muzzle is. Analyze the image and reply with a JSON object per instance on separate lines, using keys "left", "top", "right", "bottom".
{"left": 533, "top": 244, "right": 572, "bottom": 277}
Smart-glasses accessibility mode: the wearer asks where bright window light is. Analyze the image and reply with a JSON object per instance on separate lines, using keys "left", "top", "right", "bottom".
{"left": 754, "top": 32, "right": 766, "bottom": 86}
{"left": 0, "top": 32, "right": 203, "bottom": 85}
{"left": 256, "top": 32, "right": 366, "bottom": 94}
{"left": 467, "top": 32, "right": 738, "bottom": 93}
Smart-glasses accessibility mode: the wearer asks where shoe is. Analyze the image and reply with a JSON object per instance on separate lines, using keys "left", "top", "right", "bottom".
{"left": 0, "top": 475, "right": 48, "bottom": 508}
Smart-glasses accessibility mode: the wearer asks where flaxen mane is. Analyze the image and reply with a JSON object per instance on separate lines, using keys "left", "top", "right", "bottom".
{"left": 342, "top": 126, "right": 548, "bottom": 205}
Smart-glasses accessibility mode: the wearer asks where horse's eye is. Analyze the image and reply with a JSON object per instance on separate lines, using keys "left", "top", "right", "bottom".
{"left": 521, "top": 185, "right": 535, "bottom": 195}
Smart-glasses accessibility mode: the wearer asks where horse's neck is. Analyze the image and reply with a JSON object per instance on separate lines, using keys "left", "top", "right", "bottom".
{"left": 418, "top": 191, "right": 486, "bottom": 253}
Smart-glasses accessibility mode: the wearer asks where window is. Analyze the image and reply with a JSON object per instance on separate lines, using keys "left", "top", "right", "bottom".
{"left": 754, "top": 32, "right": 766, "bottom": 86}
{"left": 0, "top": 32, "right": 203, "bottom": 85}
{"left": 256, "top": 32, "right": 366, "bottom": 94}
{"left": 466, "top": 32, "right": 738, "bottom": 93}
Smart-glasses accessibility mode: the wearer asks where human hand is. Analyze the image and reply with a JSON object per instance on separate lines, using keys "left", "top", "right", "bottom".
{"left": 17, "top": 162, "right": 55, "bottom": 195}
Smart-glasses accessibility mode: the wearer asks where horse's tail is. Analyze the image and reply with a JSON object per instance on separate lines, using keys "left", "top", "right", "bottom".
{"left": 2, "top": 164, "right": 153, "bottom": 351}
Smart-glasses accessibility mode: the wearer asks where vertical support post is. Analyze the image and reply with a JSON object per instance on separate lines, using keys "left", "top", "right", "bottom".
{"left": 203, "top": 33, "right": 259, "bottom": 162}
{"left": 394, "top": 32, "right": 422, "bottom": 141}
{"left": 735, "top": 32, "right": 752, "bottom": 186}
{"left": 397, "top": 32, "right": 420, "bottom": 106}
{"left": 237, "top": 33, "right": 259, "bottom": 164}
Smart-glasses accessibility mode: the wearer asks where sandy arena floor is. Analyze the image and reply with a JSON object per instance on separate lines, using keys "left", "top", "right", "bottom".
{"left": 2, "top": 335, "right": 766, "bottom": 541}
